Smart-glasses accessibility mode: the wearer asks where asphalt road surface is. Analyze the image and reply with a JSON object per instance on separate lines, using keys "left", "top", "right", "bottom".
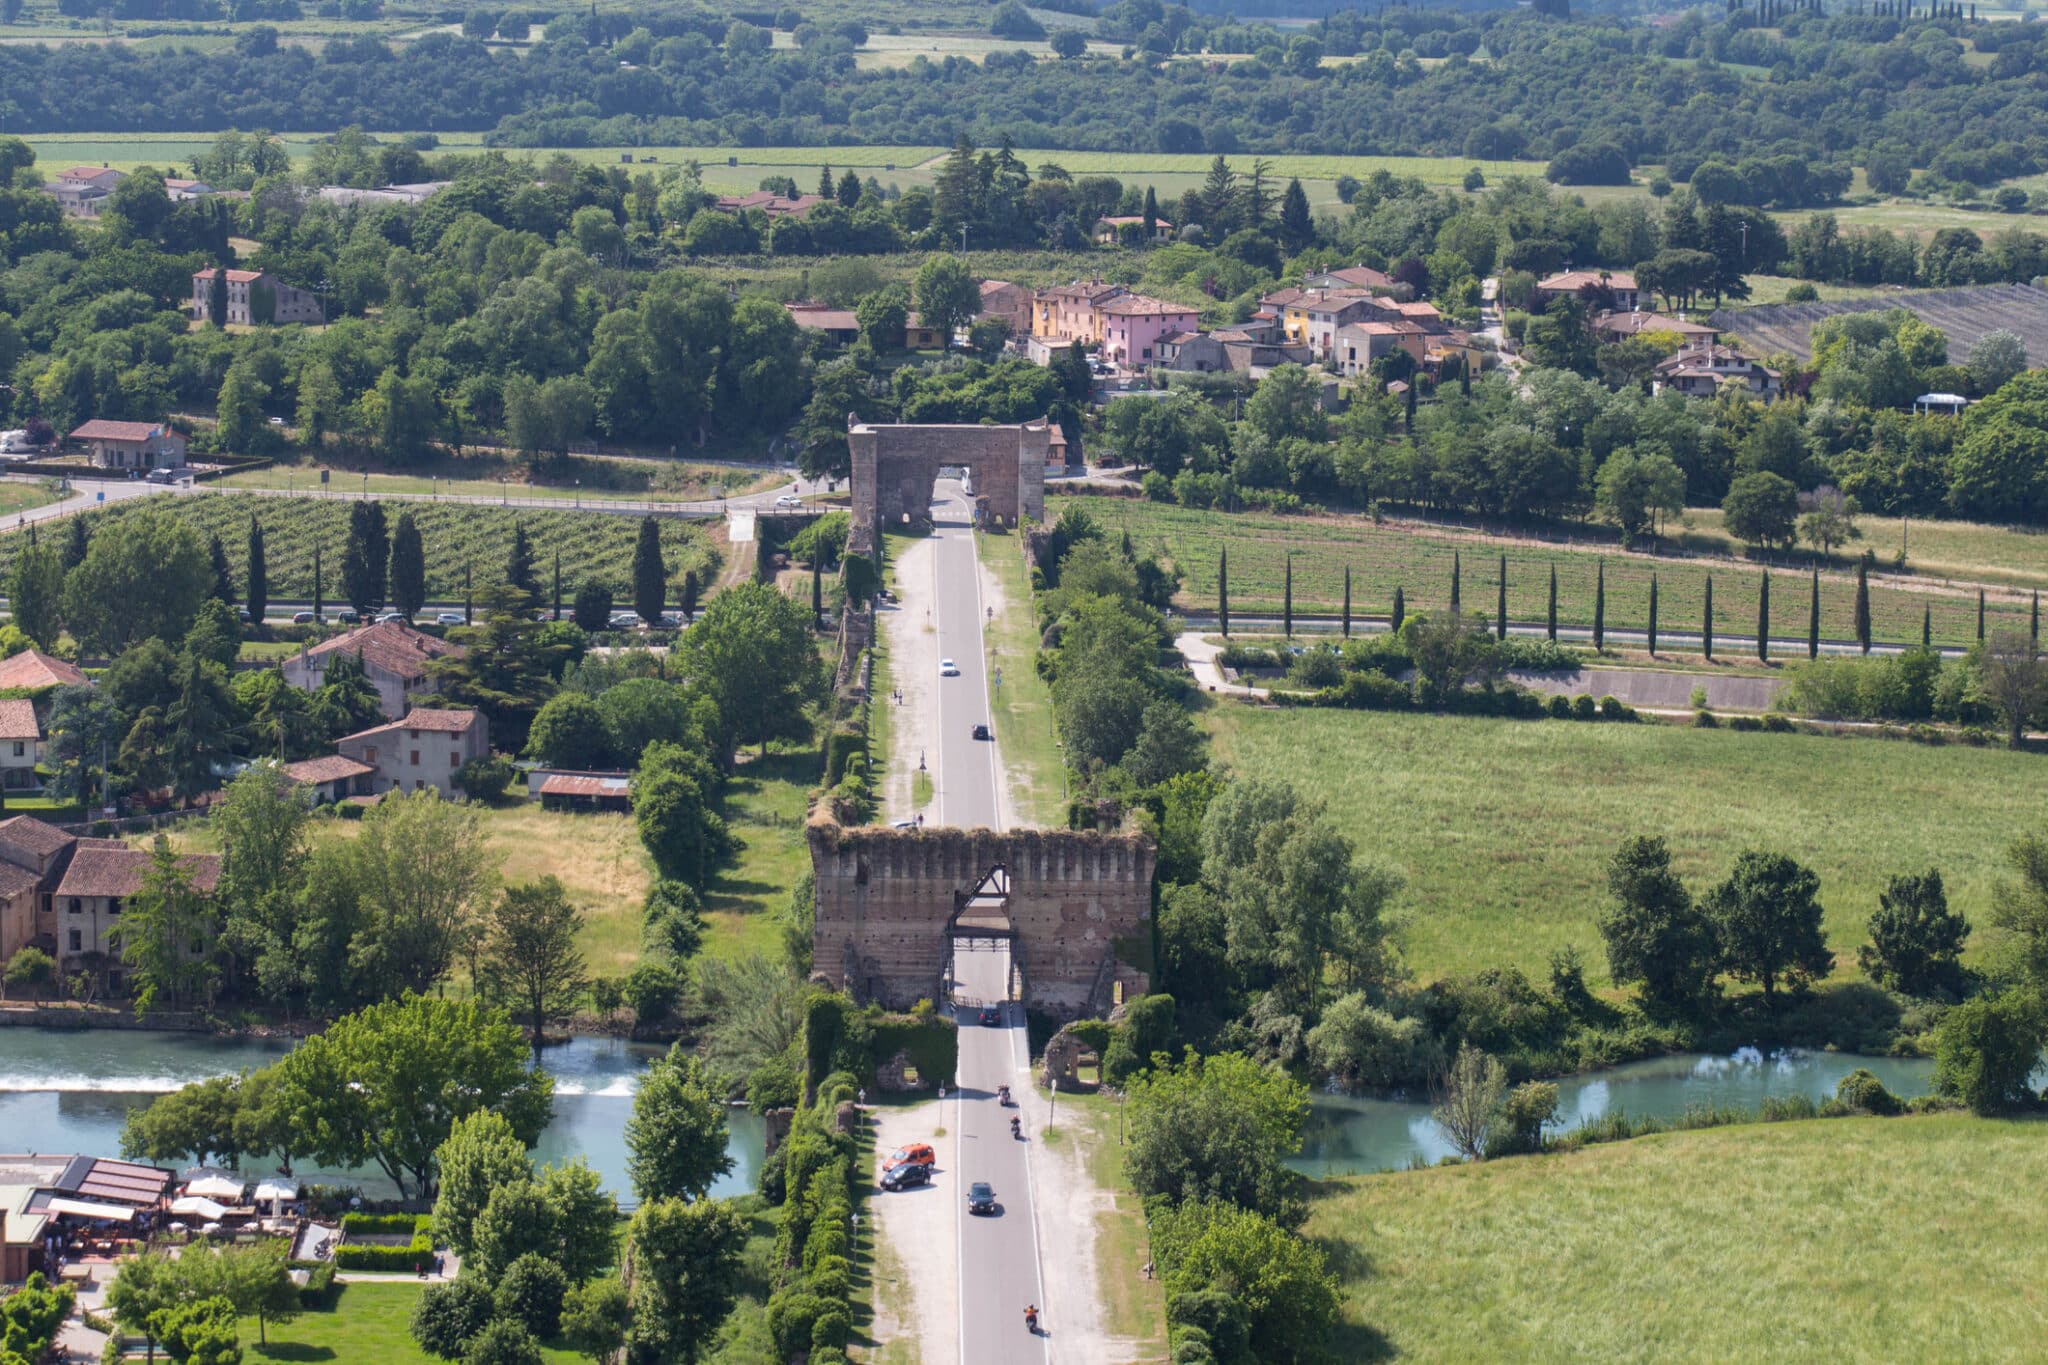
{"left": 921, "top": 478, "right": 1049, "bottom": 1362}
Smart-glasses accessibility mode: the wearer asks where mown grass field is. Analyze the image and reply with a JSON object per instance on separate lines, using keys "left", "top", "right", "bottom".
{"left": 4, "top": 492, "right": 719, "bottom": 603}
{"left": 1070, "top": 498, "right": 2036, "bottom": 648}
{"left": 251, "top": 1280, "right": 584, "bottom": 1363}
{"left": 1678, "top": 507, "right": 2048, "bottom": 590}
{"left": 1206, "top": 704, "right": 2048, "bottom": 985}
{"left": 0, "top": 479, "right": 62, "bottom": 519}
{"left": 1308, "top": 1113, "right": 2048, "bottom": 1363}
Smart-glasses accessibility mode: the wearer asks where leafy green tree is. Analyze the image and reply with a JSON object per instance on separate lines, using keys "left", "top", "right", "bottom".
{"left": 1599, "top": 835, "right": 1720, "bottom": 1014}
{"left": 341, "top": 499, "right": 388, "bottom": 617}
{"left": 494, "top": 1255, "right": 568, "bottom": 1339}
{"left": 597, "top": 677, "right": 705, "bottom": 765}
{"left": 1933, "top": 988, "right": 2045, "bottom": 1115}
{"left": 411, "top": 1278, "right": 494, "bottom": 1360}
{"left": 539, "top": 1158, "right": 618, "bottom": 1284}
{"left": 682, "top": 580, "right": 822, "bottom": 759}
{"left": 343, "top": 790, "right": 493, "bottom": 997}
{"left": 62, "top": 507, "right": 212, "bottom": 653}
{"left": 1988, "top": 833, "right": 2048, "bottom": 996}
{"left": 430, "top": 582, "right": 573, "bottom": 749}
{"left": 1594, "top": 448, "right": 1685, "bottom": 545}
{"left": 1125, "top": 1050, "right": 1308, "bottom": 1226}
{"left": 147, "top": 1294, "right": 240, "bottom": 1365}
{"left": 561, "top": 1278, "right": 630, "bottom": 1363}
{"left": 480, "top": 876, "right": 589, "bottom": 1045}
{"left": 1978, "top": 629, "right": 2044, "bottom": 751}
{"left": 432, "top": 1109, "right": 535, "bottom": 1259}
{"left": 1430, "top": 1042, "right": 1507, "bottom": 1161}
{"left": 2, "top": 944, "right": 54, "bottom": 1002}
{"left": 1858, "top": 868, "right": 1968, "bottom": 997}
{"left": 524, "top": 692, "right": 615, "bottom": 769}
{"left": 625, "top": 1044, "right": 734, "bottom": 1203}
{"left": 388, "top": 511, "right": 426, "bottom": 620}
{"left": 912, "top": 254, "right": 977, "bottom": 345}
{"left": 269, "top": 994, "right": 553, "bottom": 1200}
{"left": 470, "top": 1180, "right": 559, "bottom": 1285}
{"left": 120, "top": 1073, "right": 245, "bottom": 1167}
{"left": 214, "top": 761, "right": 312, "bottom": 1008}
{"left": 1149, "top": 1199, "right": 1337, "bottom": 1365}
{"left": 631, "top": 516, "right": 666, "bottom": 625}
{"left": 45, "top": 682, "right": 124, "bottom": 805}
{"left": 622, "top": 1197, "right": 747, "bottom": 1364}
{"left": 1703, "top": 850, "right": 1832, "bottom": 1005}
{"left": 1720, "top": 471, "right": 1798, "bottom": 550}
{"left": 632, "top": 741, "right": 729, "bottom": 888}
{"left": 571, "top": 581, "right": 612, "bottom": 633}
{"left": 7, "top": 539, "right": 64, "bottom": 648}
{"left": 114, "top": 836, "right": 219, "bottom": 1015}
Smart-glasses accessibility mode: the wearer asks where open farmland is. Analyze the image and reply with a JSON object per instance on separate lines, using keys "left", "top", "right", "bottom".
{"left": 1308, "top": 1113, "right": 2048, "bottom": 1363}
{"left": 5, "top": 493, "right": 717, "bottom": 603}
{"left": 1713, "top": 282, "right": 2048, "bottom": 364}
{"left": 1206, "top": 704, "right": 2048, "bottom": 985}
{"left": 1065, "top": 498, "right": 2039, "bottom": 648}
{"left": 1677, "top": 507, "right": 2048, "bottom": 591}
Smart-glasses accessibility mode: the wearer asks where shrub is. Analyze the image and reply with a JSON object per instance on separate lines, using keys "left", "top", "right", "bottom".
{"left": 1834, "top": 1067, "right": 1902, "bottom": 1115}
{"left": 454, "top": 754, "right": 516, "bottom": 802}
{"left": 1287, "top": 648, "right": 1342, "bottom": 689}
{"left": 767, "top": 1290, "right": 835, "bottom": 1359}
{"left": 1141, "top": 471, "right": 1175, "bottom": 502}
{"left": 1761, "top": 713, "right": 1794, "bottom": 732}
{"left": 411, "top": 1278, "right": 494, "bottom": 1359}
{"left": 1495, "top": 637, "right": 1582, "bottom": 671}
{"left": 1545, "top": 694, "right": 1573, "bottom": 719}
{"left": 1934, "top": 988, "right": 2045, "bottom": 1114}
{"left": 1571, "top": 694, "right": 1597, "bottom": 721}
{"left": 462, "top": 1318, "right": 542, "bottom": 1365}
{"left": 338, "top": 1214, "right": 434, "bottom": 1271}
{"left": 1485, "top": 1080, "right": 1559, "bottom": 1157}
{"left": 1599, "top": 695, "right": 1631, "bottom": 721}
{"left": 1729, "top": 714, "right": 1761, "bottom": 732}
{"left": 1693, "top": 708, "right": 1719, "bottom": 727}
{"left": 292, "top": 1259, "right": 338, "bottom": 1309}
{"left": 495, "top": 1254, "right": 569, "bottom": 1339}
{"left": 1330, "top": 669, "right": 1412, "bottom": 711}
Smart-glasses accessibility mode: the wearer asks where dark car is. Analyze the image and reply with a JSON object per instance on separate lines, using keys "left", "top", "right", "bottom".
{"left": 979, "top": 1006, "right": 1001, "bottom": 1027}
{"left": 967, "top": 1181, "right": 997, "bottom": 1215}
{"left": 880, "top": 1162, "right": 931, "bottom": 1191}
{"left": 971, "top": 723, "right": 990, "bottom": 740}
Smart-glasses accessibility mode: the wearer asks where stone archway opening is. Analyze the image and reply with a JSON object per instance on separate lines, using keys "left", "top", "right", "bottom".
{"left": 945, "top": 865, "right": 1017, "bottom": 1008}
{"left": 845, "top": 418, "right": 1052, "bottom": 557}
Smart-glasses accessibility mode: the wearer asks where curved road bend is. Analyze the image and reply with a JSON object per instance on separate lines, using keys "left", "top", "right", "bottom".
{"left": 926, "top": 478, "right": 1050, "bottom": 1364}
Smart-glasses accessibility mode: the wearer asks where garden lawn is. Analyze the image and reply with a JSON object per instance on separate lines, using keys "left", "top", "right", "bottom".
{"left": 250, "top": 1280, "right": 583, "bottom": 1362}
{"left": 1206, "top": 704, "right": 2048, "bottom": 986}
{"left": 1068, "top": 497, "right": 2036, "bottom": 648}
{"left": 1308, "top": 1112, "right": 2048, "bottom": 1363}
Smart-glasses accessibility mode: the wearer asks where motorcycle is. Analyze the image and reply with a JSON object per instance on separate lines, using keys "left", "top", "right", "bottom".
{"left": 1024, "top": 1306, "right": 1039, "bottom": 1334}
{"left": 997, "top": 1084, "right": 1013, "bottom": 1107}
{"left": 1010, "top": 1116, "right": 1023, "bottom": 1139}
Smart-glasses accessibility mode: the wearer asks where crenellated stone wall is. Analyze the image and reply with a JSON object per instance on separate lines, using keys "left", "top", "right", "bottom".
{"left": 846, "top": 418, "right": 1050, "bottom": 555}
{"left": 808, "top": 813, "right": 1153, "bottom": 1021}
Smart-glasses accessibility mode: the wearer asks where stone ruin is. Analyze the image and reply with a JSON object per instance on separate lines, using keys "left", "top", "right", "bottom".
{"left": 845, "top": 416, "right": 1051, "bottom": 555}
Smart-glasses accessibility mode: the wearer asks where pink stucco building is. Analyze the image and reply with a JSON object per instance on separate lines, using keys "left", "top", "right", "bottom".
{"left": 1097, "top": 296, "right": 1201, "bottom": 368}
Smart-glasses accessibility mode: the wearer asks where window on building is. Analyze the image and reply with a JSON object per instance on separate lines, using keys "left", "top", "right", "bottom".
{"left": 67, "top": 897, "right": 80, "bottom": 914}
{"left": 108, "top": 897, "right": 121, "bottom": 916}
{"left": 414, "top": 779, "right": 425, "bottom": 791}
{"left": 10, "top": 743, "right": 21, "bottom": 757}
{"left": 410, "top": 750, "right": 420, "bottom": 766}
{"left": 67, "top": 929, "right": 80, "bottom": 952}
{"left": 451, "top": 752, "right": 461, "bottom": 768}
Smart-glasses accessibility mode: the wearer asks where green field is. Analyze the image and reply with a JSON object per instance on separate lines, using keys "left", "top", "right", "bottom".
{"left": 700, "top": 749, "right": 817, "bottom": 965}
{"left": 1206, "top": 704, "right": 2048, "bottom": 985}
{"left": 1072, "top": 499, "right": 2036, "bottom": 648}
{"left": 1308, "top": 1112, "right": 2048, "bottom": 1363}
{"left": 979, "top": 527, "right": 1069, "bottom": 827}
{"left": 1678, "top": 507, "right": 2048, "bottom": 591}
{"left": 252, "top": 1280, "right": 583, "bottom": 1363}
{"left": 216, "top": 457, "right": 777, "bottom": 504}
{"left": 7, "top": 493, "right": 718, "bottom": 604}
{"left": 0, "top": 479, "right": 62, "bottom": 519}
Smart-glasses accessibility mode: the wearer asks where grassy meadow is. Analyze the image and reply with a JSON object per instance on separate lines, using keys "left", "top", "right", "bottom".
{"left": 1072, "top": 498, "right": 2039, "bottom": 647}
{"left": 1308, "top": 1113, "right": 2048, "bottom": 1362}
{"left": 1677, "top": 507, "right": 2048, "bottom": 591}
{"left": 251, "top": 1280, "right": 585, "bottom": 1363}
{"left": 979, "top": 526, "right": 1069, "bottom": 828}
{"left": 1206, "top": 704, "right": 2048, "bottom": 985}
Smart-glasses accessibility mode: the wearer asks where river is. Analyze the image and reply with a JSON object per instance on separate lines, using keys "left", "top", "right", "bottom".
{"left": 0, "top": 1027, "right": 763, "bottom": 1201}
{"left": 1291, "top": 1048, "right": 1937, "bottom": 1177}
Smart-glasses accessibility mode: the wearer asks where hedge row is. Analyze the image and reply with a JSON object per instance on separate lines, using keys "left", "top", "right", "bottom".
{"left": 764, "top": 1073, "right": 861, "bottom": 1365}
{"left": 334, "top": 1215, "right": 434, "bottom": 1271}
{"left": 805, "top": 991, "right": 957, "bottom": 1090}
{"left": 339, "top": 1212, "right": 431, "bottom": 1237}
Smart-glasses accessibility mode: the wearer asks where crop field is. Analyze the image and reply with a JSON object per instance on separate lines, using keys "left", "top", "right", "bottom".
{"left": 1308, "top": 1113, "right": 2048, "bottom": 1363}
{"left": 1206, "top": 704, "right": 2048, "bottom": 985}
{"left": 1713, "top": 282, "right": 2048, "bottom": 364}
{"left": 1063, "top": 499, "right": 2037, "bottom": 648}
{"left": 7, "top": 493, "right": 717, "bottom": 602}
{"left": 1677, "top": 507, "right": 2048, "bottom": 590}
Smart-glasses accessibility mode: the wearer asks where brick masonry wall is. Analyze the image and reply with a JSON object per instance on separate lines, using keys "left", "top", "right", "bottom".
{"left": 847, "top": 421, "right": 1050, "bottom": 554}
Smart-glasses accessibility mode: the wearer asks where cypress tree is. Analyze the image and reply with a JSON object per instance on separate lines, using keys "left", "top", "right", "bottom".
{"left": 1854, "top": 560, "right": 1871, "bottom": 654}
{"left": 1922, "top": 605, "right": 1931, "bottom": 648}
{"left": 679, "top": 569, "right": 700, "bottom": 623}
{"left": 464, "top": 561, "right": 474, "bottom": 625}
{"left": 1592, "top": 560, "right": 1605, "bottom": 652}
{"left": 1219, "top": 548, "right": 1229, "bottom": 638}
{"left": 1283, "top": 554, "right": 1293, "bottom": 638}
{"left": 341, "top": 500, "right": 388, "bottom": 617}
{"left": 1547, "top": 565, "right": 1557, "bottom": 641}
{"left": 506, "top": 520, "right": 538, "bottom": 599}
{"left": 312, "top": 542, "right": 323, "bottom": 620}
{"left": 1756, "top": 572, "right": 1770, "bottom": 662}
{"left": 632, "top": 515, "right": 666, "bottom": 625}
{"left": 388, "top": 511, "right": 425, "bottom": 621}
{"left": 552, "top": 550, "right": 563, "bottom": 621}
{"left": 207, "top": 264, "right": 228, "bottom": 327}
{"left": 1391, "top": 584, "right": 1405, "bottom": 633}
{"left": 1450, "top": 552, "right": 1461, "bottom": 612}
{"left": 1648, "top": 574, "right": 1659, "bottom": 655}
{"left": 245, "top": 515, "right": 267, "bottom": 625}
{"left": 1808, "top": 569, "right": 1820, "bottom": 659}
{"left": 1496, "top": 554, "right": 1507, "bottom": 641}
{"left": 62, "top": 516, "right": 88, "bottom": 572}
{"left": 1978, "top": 589, "right": 1986, "bottom": 641}
{"left": 1703, "top": 575, "right": 1714, "bottom": 660}
{"left": 1342, "top": 566, "right": 1352, "bottom": 638}
{"left": 207, "top": 534, "right": 234, "bottom": 603}
{"left": 812, "top": 557, "right": 823, "bottom": 625}
{"left": 2033, "top": 591, "right": 2040, "bottom": 645}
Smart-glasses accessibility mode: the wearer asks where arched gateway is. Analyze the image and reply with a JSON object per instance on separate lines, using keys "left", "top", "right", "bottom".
{"left": 844, "top": 416, "right": 1051, "bottom": 555}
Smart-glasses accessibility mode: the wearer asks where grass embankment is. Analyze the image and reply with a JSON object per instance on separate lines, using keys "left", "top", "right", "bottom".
{"left": 1679, "top": 506, "right": 2048, "bottom": 591}
{"left": 1038, "top": 1091, "right": 1170, "bottom": 1358}
{"left": 1064, "top": 498, "right": 2039, "bottom": 647}
{"left": 0, "top": 479, "right": 62, "bottom": 520}
{"left": 1309, "top": 1112, "right": 2048, "bottom": 1362}
{"left": 701, "top": 749, "right": 816, "bottom": 964}
{"left": 2, "top": 493, "right": 719, "bottom": 603}
{"left": 217, "top": 455, "right": 778, "bottom": 504}
{"left": 978, "top": 528, "right": 1067, "bottom": 828}
{"left": 1207, "top": 704, "right": 2048, "bottom": 985}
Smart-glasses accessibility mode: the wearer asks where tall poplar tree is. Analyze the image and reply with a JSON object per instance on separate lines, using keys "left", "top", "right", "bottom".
{"left": 1283, "top": 554, "right": 1293, "bottom": 638}
{"left": 245, "top": 515, "right": 267, "bottom": 625}
{"left": 1592, "top": 560, "right": 1605, "bottom": 652}
{"left": 1391, "top": 584, "right": 1404, "bottom": 633}
{"left": 1853, "top": 560, "right": 1871, "bottom": 654}
{"left": 1703, "top": 574, "right": 1714, "bottom": 660}
{"left": 1756, "top": 573, "right": 1770, "bottom": 662}
{"left": 1978, "top": 589, "right": 1986, "bottom": 641}
{"left": 1450, "top": 552, "right": 1461, "bottom": 612}
{"left": 1218, "top": 548, "right": 1229, "bottom": 637}
{"left": 633, "top": 516, "right": 667, "bottom": 625}
{"left": 388, "top": 511, "right": 426, "bottom": 621}
{"left": 1808, "top": 568, "right": 1820, "bottom": 659}
{"left": 1496, "top": 554, "right": 1507, "bottom": 641}
{"left": 1922, "top": 605, "right": 1931, "bottom": 648}
{"left": 1342, "top": 566, "right": 1351, "bottom": 638}
{"left": 1546, "top": 565, "right": 1557, "bottom": 641}
{"left": 1647, "top": 574, "right": 1659, "bottom": 655}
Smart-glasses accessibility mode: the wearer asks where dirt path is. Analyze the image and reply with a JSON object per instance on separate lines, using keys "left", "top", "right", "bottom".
{"left": 865, "top": 1100, "right": 954, "bottom": 1365}
{"left": 1030, "top": 1103, "right": 1143, "bottom": 1364}
{"left": 878, "top": 532, "right": 942, "bottom": 823}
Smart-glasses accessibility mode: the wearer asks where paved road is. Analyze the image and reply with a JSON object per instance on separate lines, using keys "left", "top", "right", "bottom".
{"left": 918, "top": 478, "right": 1048, "bottom": 1362}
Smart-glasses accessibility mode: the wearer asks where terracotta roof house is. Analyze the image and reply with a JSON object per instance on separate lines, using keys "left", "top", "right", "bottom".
{"left": 0, "top": 699, "right": 41, "bottom": 792}
{"left": 1031, "top": 280, "right": 1129, "bottom": 344}
{"left": 1097, "top": 295, "right": 1201, "bottom": 368}
{"left": 713, "top": 190, "right": 824, "bottom": 219}
{"left": 68, "top": 420, "right": 187, "bottom": 472}
{"left": 190, "top": 268, "right": 325, "bottom": 326}
{"left": 58, "top": 167, "right": 125, "bottom": 191}
{"left": 976, "top": 280, "right": 1031, "bottom": 335}
{"left": 1304, "top": 265, "right": 1395, "bottom": 292}
{"left": 335, "top": 707, "right": 491, "bottom": 798}
{"left": 1536, "top": 269, "right": 1642, "bottom": 312}
{"left": 281, "top": 754, "right": 377, "bottom": 804}
{"left": 0, "top": 649, "right": 88, "bottom": 691}
{"left": 1590, "top": 309, "right": 1718, "bottom": 343}
{"left": 785, "top": 304, "right": 860, "bottom": 345}
{"left": 1092, "top": 214, "right": 1174, "bottom": 245}
{"left": 1652, "top": 343, "right": 1781, "bottom": 399}
{"left": 281, "top": 620, "right": 465, "bottom": 719}
{"left": 0, "top": 813, "right": 219, "bottom": 988}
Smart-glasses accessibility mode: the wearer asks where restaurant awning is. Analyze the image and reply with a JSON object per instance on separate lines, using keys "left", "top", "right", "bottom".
{"left": 44, "top": 1198, "right": 136, "bottom": 1222}
{"left": 253, "top": 1180, "right": 299, "bottom": 1203}
{"left": 182, "top": 1175, "right": 246, "bottom": 1200}
{"left": 169, "top": 1196, "right": 229, "bottom": 1219}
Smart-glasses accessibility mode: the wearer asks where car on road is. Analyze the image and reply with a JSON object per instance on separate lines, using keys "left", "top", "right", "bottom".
{"left": 774, "top": 494, "right": 803, "bottom": 509}
{"left": 608, "top": 612, "right": 641, "bottom": 630}
{"left": 887, "top": 1144, "right": 936, "bottom": 1169}
{"left": 939, "top": 658, "right": 959, "bottom": 677}
{"left": 967, "top": 1182, "right": 997, "bottom": 1215}
{"left": 880, "top": 1162, "right": 931, "bottom": 1191}
{"left": 291, "top": 611, "right": 318, "bottom": 625}
{"left": 979, "top": 1006, "right": 1001, "bottom": 1027}
{"left": 378, "top": 612, "right": 407, "bottom": 624}
{"left": 334, "top": 610, "right": 360, "bottom": 625}
{"left": 435, "top": 611, "right": 465, "bottom": 626}
{"left": 143, "top": 468, "right": 176, "bottom": 483}
{"left": 971, "top": 723, "right": 990, "bottom": 741}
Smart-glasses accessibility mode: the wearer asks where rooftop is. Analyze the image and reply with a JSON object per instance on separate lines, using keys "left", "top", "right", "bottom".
{"left": 0, "top": 649, "right": 90, "bottom": 691}
{"left": 540, "top": 773, "right": 631, "bottom": 798}
{"left": 0, "top": 698, "right": 38, "bottom": 741}
{"left": 282, "top": 755, "right": 375, "bottom": 785}
{"left": 1538, "top": 269, "right": 1639, "bottom": 292}
{"left": 342, "top": 706, "right": 483, "bottom": 743}
{"left": 69, "top": 419, "right": 169, "bottom": 444}
{"left": 56, "top": 847, "right": 221, "bottom": 900}
{"left": 303, "top": 620, "right": 464, "bottom": 680}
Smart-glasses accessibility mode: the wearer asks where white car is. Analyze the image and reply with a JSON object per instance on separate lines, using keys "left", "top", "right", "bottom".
{"left": 939, "top": 658, "right": 959, "bottom": 677}
{"left": 435, "top": 611, "right": 465, "bottom": 626}
{"left": 774, "top": 494, "right": 803, "bottom": 509}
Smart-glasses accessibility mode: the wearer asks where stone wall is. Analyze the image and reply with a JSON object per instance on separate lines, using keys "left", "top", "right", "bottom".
{"left": 808, "top": 814, "right": 1153, "bottom": 1021}
{"left": 846, "top": 419, "right": 1050, "bottom": 555}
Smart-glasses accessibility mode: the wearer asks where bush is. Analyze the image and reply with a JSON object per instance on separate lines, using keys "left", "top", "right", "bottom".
{"left": 341, "top": 1212, "right": 430, "bottom": 1236}
{"left": 1693, "top": 708, "right": 1719, "bottom": 727}
{"left": 1141, "top": 470, "right": 1175, "bottom": 502}
{"left": 1287, "top": 648, "right": 1342, "bottom": 689}
{"left": 1485, "top": 1080, "right": 1560, "bottom": 1158}
{"left": 338, "top": 1214, "right": 434, "bottom": 1271}
{"left": 1934, "top": 988, "right": 2045, "bottom": 1114}
{"left": 1571, "top": 694, "right": 1596, "bottom": 721}
{"left": 1599, "top": 695, "right": 1632, "bottom": 721}
{"left": 1545, "top": 693, "right": 1572, "bottom": 719}
{"left": 1328, "top": 669, "right": 1413, "bottom": 711}
{"left": 1495, "top": 637, "right": 1582, "bottom": 671}
{"left": 495, "top": 1254, "right": 569, "bottom": 1338}
{"left": 767, "top": 1290, "right": 835, "bottom": 1359}
{"left": 411, "top": 1278, "right": 494, "bottom": 1359}
{"left": 292, "top": 1259, "right": 339, "bottom": 1309}
{"left": 1729, "top": 714, "right": 1762, "bottom": 732}
{"left": 462, "top": 1318, "right": 542, "bottom": 1365}
{"left": 454, "top": 754, "right": 516, "bottom": 802}
{"left": 1834, "top": 1067, "right": 1902, "bottom": 1115}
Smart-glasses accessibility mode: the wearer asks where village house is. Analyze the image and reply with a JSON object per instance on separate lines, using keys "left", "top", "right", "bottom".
{"left": 713, "top": 189, "right": 825, "bottom": 219}
{"left": 162, "top": 178, "right": 215, "bottom": 202}
{"left": 0, "top": 815, "right": 219, "bottom": 989}
{"left": 280, "top": 753, "right": 377, "bottom": 805}
{"left": 1535, "top": 269, "right": 1643, "bottom": 313}
{"left": 43, "top": 181, "right": 111, "bottom": 218}
{"left": 1303, "top": 293, "right": 1397, "bottom": 362}
{"left": 532, "top": 771, "right": 633, "bottom": 812}
{"left": 0, "top": 700, "right": 41, "bottom": 791}
{"left": 976, "top": 280, "right": 1031, "bottom": 336}
{"left": 334, "top": 707, "right": 491, "bottom": 798}
{"left": 1303, "top": 264, "right": 1396, "bottom": 293}
{"left": 1156, "top": 331, "right": 1228, "bottom": 372}
{"left": 1652, "top": 343, "right": 1781, "bottom": 399}
{"left": 1590, "top": 309, "right": 1718, "bottom": 345}
{"left": 1097, "top": 296, "right": 1201, "bottom": 368}
{"left": 0, "top": 649, "right": 88, "bottom": 692}
{"left": 1332, "top": 320, "right": 1428, "bottom": 377}
{"left": 67, "top": 420, "right": 187, "bottom": 472}
{"left": 1030, "top": 280, "right": 1129, "bottom": 345}
{"left": 1092, "top": 214, "right": 1174, "bottom": 245}
{"left": 57, "top": 167, "right": 124, "bottom": 193}
{"left": 190, "top": 268, "right": 325, "bottom": 326}
{"left": 280, "top": 620, "right": 465, "bottom": 719}
{"left": 785, "top": 303, "right": 945, "bottom": 351}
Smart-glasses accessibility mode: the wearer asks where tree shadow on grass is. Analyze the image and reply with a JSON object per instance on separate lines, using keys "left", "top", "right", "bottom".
{"left": 1305, "top": 1183, "right": 1397, "bottom": 1363}
{"left": 251, "top": 1346, "right": 337, "bottom": 1362}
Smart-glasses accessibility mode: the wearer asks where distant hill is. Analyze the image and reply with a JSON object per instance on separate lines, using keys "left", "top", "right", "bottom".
{"left": 1714, "top": 283, "right": 2048, "bottom": 366}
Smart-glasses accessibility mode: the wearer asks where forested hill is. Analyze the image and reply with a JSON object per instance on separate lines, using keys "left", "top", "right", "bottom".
{"left": 4, "top": 9, "right": 2046, "bottom": 185}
